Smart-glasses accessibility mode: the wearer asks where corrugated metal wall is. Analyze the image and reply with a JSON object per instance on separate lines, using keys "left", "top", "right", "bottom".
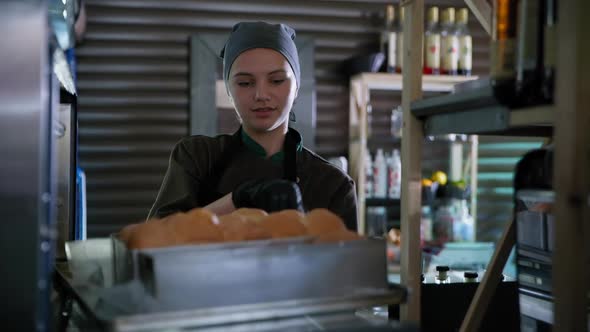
{"left": 77, "top": 0, "right": 490, "bottom": 237}
{"left": 476, "top": 136, "right": 543, "bottom": 241}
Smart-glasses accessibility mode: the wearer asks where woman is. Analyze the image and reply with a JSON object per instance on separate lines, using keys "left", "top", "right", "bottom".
{"left": 148, "top": 22, "right": 358, "bottom": 230}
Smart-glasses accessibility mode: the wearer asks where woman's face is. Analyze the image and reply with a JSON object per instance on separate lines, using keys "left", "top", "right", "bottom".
{"left": 228, "top": 48, "right": 298, "bottom": 134}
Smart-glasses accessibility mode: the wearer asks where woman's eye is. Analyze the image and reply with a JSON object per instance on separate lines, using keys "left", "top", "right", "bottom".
{"left": 271, "top": 79, "right": 285, "bottom": 85}
{"left": 237, "top": 81, "right": 252, "bottom": 87}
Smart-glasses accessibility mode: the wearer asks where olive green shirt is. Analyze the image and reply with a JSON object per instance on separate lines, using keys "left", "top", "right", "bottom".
{"left": 148, "top": 129, "right": 358, "bottom": 230}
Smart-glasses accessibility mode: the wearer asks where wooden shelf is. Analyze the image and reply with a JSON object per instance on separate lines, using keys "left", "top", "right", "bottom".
{"left": 349, "top": 72, "right": 477, "bottom": 237}
{"left": 351, "top": 73, "right": 477, "bottom": 92}
{"left": 394, "top": 0, "right": 589, "bottom": 330}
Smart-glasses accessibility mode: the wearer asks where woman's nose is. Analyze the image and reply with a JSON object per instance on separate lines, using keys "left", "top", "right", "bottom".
{"left": 255, "top": 82, "right": 271, "bottom": 101}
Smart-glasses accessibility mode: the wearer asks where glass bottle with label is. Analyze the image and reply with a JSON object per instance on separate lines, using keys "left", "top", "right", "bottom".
{"left": 515, "top": 0, "right": 545, "bottom": 106}
{"left": 423, "top": 7, "right": 441, "bottom": 75}
{"left": 440, "top": 8, "right": 459, "bottom": 75}
{"left": 387, "top": 149, "right": 401, "bottom": 199}
{"left": 491, "top": 0, "right": 518, "bottom": 81}
{"left": 381, "top": 5, "right": 397, "bottom": 73}
{"left": 542, "top": 0, "right": 557, "bottom": 102}
{"left": 395, "top": 6, "right": 405, "bottom": 74}
{"left": 457, "top": 8, "right": 472, "bottom": 76}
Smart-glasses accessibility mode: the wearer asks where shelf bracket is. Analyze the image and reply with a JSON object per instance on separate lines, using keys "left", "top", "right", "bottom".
{"left": 464, "top": 0, "right": 492, "bottom": 36}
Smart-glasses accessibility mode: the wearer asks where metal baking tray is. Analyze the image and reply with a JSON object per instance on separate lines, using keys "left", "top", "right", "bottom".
{"left": 60, "top": 237, "right": 406, "bottom": 331}
{"left": 135, "top": 238, "right": 390, "bottom": 312}
{"left": 112, "top": 235, "right": 314, "bottom": 284}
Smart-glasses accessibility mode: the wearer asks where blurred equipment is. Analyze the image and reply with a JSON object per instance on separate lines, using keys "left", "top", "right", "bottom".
{"left": 1, "top": 1, "right": 57, "bottom": 330}
{"left": 1, "top": 1, "right": 82, "bottom": 329}
{"left": 512, "top": 145, "right": 587, "bottom": 329}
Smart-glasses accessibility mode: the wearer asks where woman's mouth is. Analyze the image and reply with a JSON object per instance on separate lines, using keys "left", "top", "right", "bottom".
{"left": 252, "top": 107, "right": 276, "bottom": 118}
{"left": 252, "top": 107, "right": 275, "bottom": 112}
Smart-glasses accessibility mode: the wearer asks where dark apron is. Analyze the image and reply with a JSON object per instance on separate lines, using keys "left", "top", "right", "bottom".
{"left": 200, "top": 126, "right": 298, "bottom": 206}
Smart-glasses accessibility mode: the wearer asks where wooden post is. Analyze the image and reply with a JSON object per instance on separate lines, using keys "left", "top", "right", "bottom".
{"left": 553, "top": 0, "right": 590, "bottom": 330}
{"left": 463, "top": 0, "right": 492, "bottom": 36}
{"left": 460, "top": 219, "right": 515, "bottom": 332}
{"left": 349, "top": 77, "right": 368, "bottom": 234}
{"left": 400, "top": 0, "right": 424, "bottom": 323}
{"left": 470, "top": 135, "right": 478, "bottom": 239}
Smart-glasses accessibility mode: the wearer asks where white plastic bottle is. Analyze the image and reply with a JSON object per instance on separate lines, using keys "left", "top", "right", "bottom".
{"left": 374, "top": 149, "right": 387, "bottom": 198}
{"left": 388, "top": 149, "right": 402, "bottom": 199}
{"left": 365, "top": 152, "right": 374, "bottom": 198}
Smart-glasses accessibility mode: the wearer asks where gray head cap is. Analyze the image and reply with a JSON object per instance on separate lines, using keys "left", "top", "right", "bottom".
{"left": 220, "top": 22, "right": 300, "bottom": 89}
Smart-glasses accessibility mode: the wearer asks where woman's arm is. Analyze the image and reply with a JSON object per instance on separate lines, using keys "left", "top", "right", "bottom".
{"left": 204, "top": 193, "right": 236, "bottom": 216}
{"left": 328, "top": 178, "right": 359, "bottom": 232}
{"left": 147, "top": 140, "right": 204, "bottom": 220}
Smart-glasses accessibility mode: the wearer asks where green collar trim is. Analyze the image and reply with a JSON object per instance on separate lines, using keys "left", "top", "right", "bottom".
{"left": 241, "top": 128, "right": 303, "bottom": 163}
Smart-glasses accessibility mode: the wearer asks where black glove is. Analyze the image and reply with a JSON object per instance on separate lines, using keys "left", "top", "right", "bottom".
{"left": 232, "top": 178, "right": 304, "bottom": 213}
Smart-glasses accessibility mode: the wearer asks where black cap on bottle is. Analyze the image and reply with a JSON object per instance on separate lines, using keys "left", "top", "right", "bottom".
{"left": 464, "top": 271, "right": 478, "bottom": 279}
{"left": 436, "top": 265, "right": 450, "bottom": 272}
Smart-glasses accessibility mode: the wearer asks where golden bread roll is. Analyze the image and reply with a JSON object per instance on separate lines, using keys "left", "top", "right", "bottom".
{"left": 314, "top": 229, "right": 362, "bottom": 243}
{"left": 218, "top": 213, "right": 274, "bottom": 242}
{"left": 174, "top": 209, "right": 223, "bottom": 244}
{"left": 126, "top": 218, "right": 176, "bottom": 249}
{"left": 302, "top": 208, "right": 346, "bottom": 236}
{"left": 241, "top": 221, "right": 273, "bottom": 241}
{"left": 231, "top": 208, "right": 268, "bottom": 223}
{"left": 186, "top": 208, "right": 220, "bottom": 225}
{"left": 258, "top": 209, "right": 308, "bottom": 238}
{"left": 118, "top": 222, "right": 140, "bottom": 243}
{"left": 218, "top": 213, "right": 248, "bottom": 242}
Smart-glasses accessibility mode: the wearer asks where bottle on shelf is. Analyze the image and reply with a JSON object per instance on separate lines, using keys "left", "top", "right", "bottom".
{"left": 542, "top": 0, "right": 557, "bottom": 102}
{"left": 423, "top": 6, "right": 441, "bottom": 75}
{"left": 457, "top": 8, "right": 473, "bottom": 76}
{"left": 390, "top": 105, "right": 403, "bottom": 138}
{"left": 365, "top": 152, "right": 374, "bottom": 199}
{"left": 464, "top": 271, "right": 479, "bottom": 283}
{"left": 395, "top": 6, "right": 405, "bottom": 74}
{"left": 440, "top": 8, "right": 459, "bottom": 75}
{"left": 381, "top": 5, "right": 398, "bottom": 73}
{"left": 433, "top": 203, "right": 455, "bottom": 243}
{"left": 490, "top": 0, "right": 518, "bottom": 103}
{"left": 367, "top": 206, "right": 388, "bottom": 237}
{"left": 515, "top": 0, "right": 546, "bottom": 105}
{"left": 450, "top": 199, "right": 475, "bottom": 242}
{"left": 435, "top": 265, "right": 451, "bottom": 284}
{"left": 373, "top": 148, "right": 388, "bottom": 198}
{"left": 421, "top": 205, "right": 433, "bottom": 242}
{"left": 388, "top": 149, "right": 401, "bottom": 199}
